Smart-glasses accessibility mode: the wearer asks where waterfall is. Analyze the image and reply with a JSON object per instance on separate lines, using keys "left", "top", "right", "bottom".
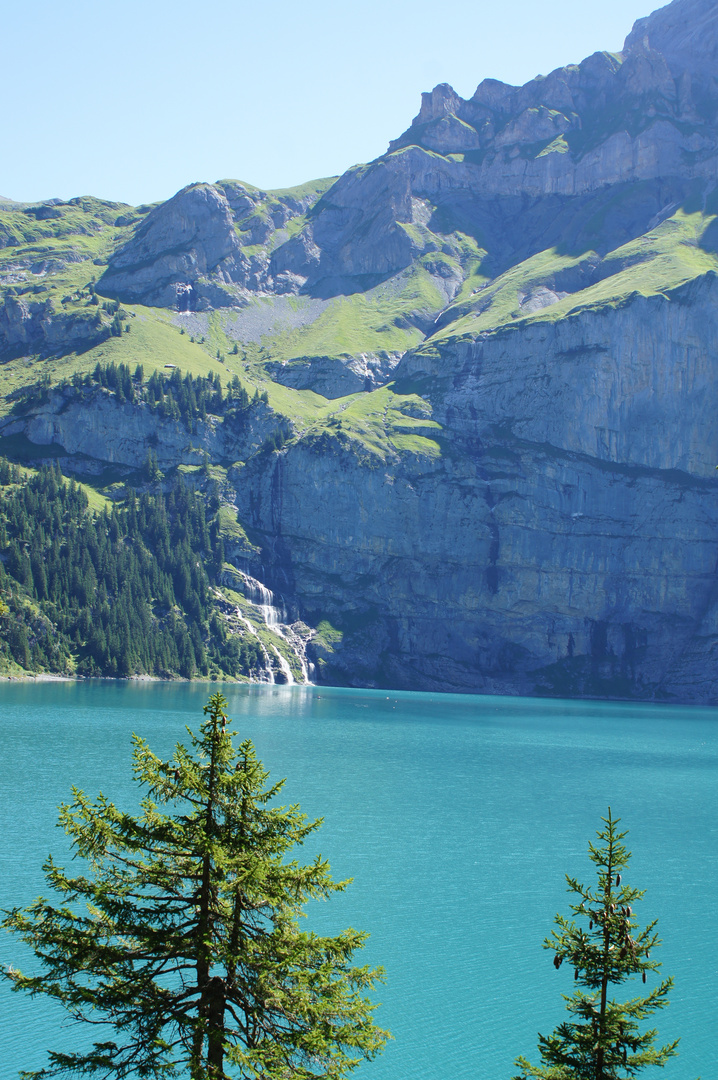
{"left": 235, "top": 571, "right": 313, "bottom": 685}
{"left": 236, "top": 612, "right": 275, "bottom": 684}
{"left": 282, "top": 624, "right": 314, "bottom": 684}
{"left": 244, "top": 577, "right": 287, "bottom": 629}
{"left": 271, "top": 646, "right": 296, "bottom": 685}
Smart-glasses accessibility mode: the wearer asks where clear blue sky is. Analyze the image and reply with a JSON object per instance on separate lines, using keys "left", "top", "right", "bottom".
{"left": 2, "top": 0, "right": 662, "bottom": 206}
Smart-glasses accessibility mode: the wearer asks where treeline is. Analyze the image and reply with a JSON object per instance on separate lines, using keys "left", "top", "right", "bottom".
{"left": 0, "top": 460, "right": 264, "bottom": 680}
{"left": 12, "top": 362, "right": 270, "bottom": 431}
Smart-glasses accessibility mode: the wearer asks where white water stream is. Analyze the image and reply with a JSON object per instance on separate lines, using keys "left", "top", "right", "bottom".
{"left": 235, "top": 612, "right": 275, "bottom": 684}
{"left": 235, "top": 571, "right": 313, "bottom": 685}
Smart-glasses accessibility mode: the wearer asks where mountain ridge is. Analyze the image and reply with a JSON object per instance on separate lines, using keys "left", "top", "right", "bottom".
{"left": 2, "top": 0, "right": 718, "bottom": 700}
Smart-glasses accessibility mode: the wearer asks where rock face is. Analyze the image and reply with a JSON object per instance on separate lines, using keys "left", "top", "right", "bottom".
{"left": 0, "top": 385, "right": 278, "bottom": 471}
{"left": 235, "top": 273, "right": 718, "bottom": 702}
{"left": 98, "top": 184, "right": 242, "bottom": 309}
{"left": 0, "top": 293, "right": 108, "bottom": 355}
{"left": 264, "top": 352, "right": 402, "bottom": 397}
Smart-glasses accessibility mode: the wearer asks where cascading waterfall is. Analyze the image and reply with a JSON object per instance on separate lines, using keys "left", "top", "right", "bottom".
{"left": 237, "top": 571, "right": 314, "bottom": 685}
{"left": 246, "top": 578, "right": 286, "bottom": 629}
{"left": 235, "top": 612, "right": 275, "bottom": 684}
{"left": 271, "top": 647, "right": 296, "bottom": 685}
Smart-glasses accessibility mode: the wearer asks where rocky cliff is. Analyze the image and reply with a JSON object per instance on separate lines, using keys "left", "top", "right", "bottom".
{"left": 231, "top": 272, "right": 718, "bottom": 701}
{"left": 2, "top": 0, "right": 718, "bottom": 701}
{"left": 91, "top": 0, "right": 718, "bottom": 306}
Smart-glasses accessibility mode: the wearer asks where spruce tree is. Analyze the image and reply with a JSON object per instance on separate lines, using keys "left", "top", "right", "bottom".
{"left": 2, "top": 693, "right": 388, "bottom": 1080}
{"left": 514, "top": 808, "right": 678, "bottom": 1080}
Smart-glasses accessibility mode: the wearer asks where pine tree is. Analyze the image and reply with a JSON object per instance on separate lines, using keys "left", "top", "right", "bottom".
{"left": 2, "top": 693, "right": 388, "bottom": 1080}
{"left": 9, "top": 620, "right": 30, "bottom": 668}
{"left": 514, "top": 808, "right": 678, "bottom": 1080}
{"left": 144, "top": 448, "right": 162, "bottom": 483}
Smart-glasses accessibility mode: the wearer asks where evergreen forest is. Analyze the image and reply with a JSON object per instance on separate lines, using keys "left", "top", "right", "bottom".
{"left": 11, "top": 360, "right": 267, "bottom": 429}
{"left": 0, "top": 458, "right": 265, "bottom": 680}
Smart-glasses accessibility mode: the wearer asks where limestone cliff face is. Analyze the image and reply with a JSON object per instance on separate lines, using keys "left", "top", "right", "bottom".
{"left": 0, "top": 386, "right": 278, "bottom": 471}
{"left": 0, "top": 293, "right": 107, "bottom": 354}
{"left": 401, "top": 274, "right": 718, "bottom": 479}
{"left": 233, "top": 275, "right": 718, "bottom": 702}
{"left": 98, "top": 184, "right": 242, "bottom": 309}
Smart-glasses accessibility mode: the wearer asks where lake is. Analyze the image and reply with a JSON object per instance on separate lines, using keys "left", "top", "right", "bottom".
{"left": 0, "top": 681, "right": 716, "bottom": 1078}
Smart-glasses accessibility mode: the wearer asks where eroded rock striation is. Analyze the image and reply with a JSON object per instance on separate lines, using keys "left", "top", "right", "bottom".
{"left": 234, "top": 274, "right": 718, "bottom": 701}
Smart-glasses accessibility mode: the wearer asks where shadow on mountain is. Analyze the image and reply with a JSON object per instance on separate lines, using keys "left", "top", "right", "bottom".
{"left": 305, "top": 271, "right": 398, "bottom": 300}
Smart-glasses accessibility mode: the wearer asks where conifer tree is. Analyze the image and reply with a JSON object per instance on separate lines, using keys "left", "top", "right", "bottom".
{"left": 514, "top": 808, "right": 678, "bottom": 1080}
{"left": 2, "top": 693, "right": 388, "bottom": 1079}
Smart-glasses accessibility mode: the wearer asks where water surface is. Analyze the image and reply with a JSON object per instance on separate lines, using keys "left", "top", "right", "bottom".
{"left": 1, "top": 682, "right": 716, "bottom": 1078}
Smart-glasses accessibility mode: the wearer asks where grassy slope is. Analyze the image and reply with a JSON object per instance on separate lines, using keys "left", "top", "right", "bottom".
{"left": 3, "top": 189, "right": 717, "bottom": 468}
{"left": 203, "top": 262, "right": 457, "bottom": 365}
{"left": 257, "top": 275, "right": 428, "bottom": 359}
{"left": 429, "top": 209, "right": 718, "bottom": 344}
{"left": 0, "top": 198, "right": 135, "bottom": 296}
{"left": 288, "top": 384, "right": 443, "bottom": 462}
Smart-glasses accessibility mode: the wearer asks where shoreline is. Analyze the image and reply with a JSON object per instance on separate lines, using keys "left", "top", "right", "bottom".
{"left": 0, "top": 672, "right": 275, "bottom": 686}
{"left": 0, "top": 673, "right": 195, "bottom": 684}
{"left": 0, "top": 672, "right": 77, "bottom": 683}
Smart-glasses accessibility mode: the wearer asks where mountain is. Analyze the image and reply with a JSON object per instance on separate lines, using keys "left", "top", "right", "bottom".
{"left": 2, "top": 0, "right": 718, "bottom": 700}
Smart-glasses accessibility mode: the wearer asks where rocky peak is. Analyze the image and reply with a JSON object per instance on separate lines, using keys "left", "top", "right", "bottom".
{"left": 90, "top": 0, "right": 718, "bottom": 310}
{"left": 624, "top": 0, "right": 718, "bottom": 73}
{"left": 116, "top": 183, "right": 237, "bottom": 269}
{"left": 413, "top": 83, "right": 464, "bottom": 125}
{"left": 98, "top": 182, "right": 240, "bottom": 307}
{"left": 388, "top": 0, "right": 718, "bottom": 162}
{"left": 470, "top": 77, "right": 518, "bottom": 116}
{"left": 616, "top": 43, "right": 676, "bottom": 103}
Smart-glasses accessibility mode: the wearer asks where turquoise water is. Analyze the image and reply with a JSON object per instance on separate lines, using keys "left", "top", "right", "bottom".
{"left": 0, "top": 682, "right": 716, "bottom": 1079}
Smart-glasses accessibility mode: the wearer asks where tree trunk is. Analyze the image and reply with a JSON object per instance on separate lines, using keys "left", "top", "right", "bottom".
{"left": 207, "top": 975, "right": 226, "bottom": 1080}
{"left": 193, "top": 706, "right": 220, "bottom": 1078}
{"left": 596, "top": 811, "right": 615, "bottom": 1080}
